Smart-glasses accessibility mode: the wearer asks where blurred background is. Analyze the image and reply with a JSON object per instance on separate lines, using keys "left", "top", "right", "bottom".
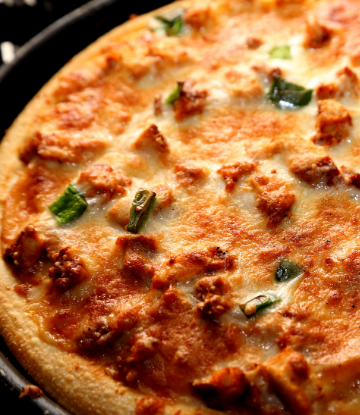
{"left": 0, "top": 0, "right": 90, "bottom": 65}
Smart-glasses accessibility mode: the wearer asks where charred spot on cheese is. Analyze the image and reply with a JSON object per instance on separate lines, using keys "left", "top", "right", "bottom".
{"left": 78, "top": 164, "right": 131, "bottom": 199}
{"left": 217, "top": 161, "right": 256, "bottom": 191}
{"left": 49, "top": 184, "right": 87, "bottom": 225}
{"left": 49, "top": 247, "right": 88, "bottom": 292}
{"left": 289, "top": 147, "right": 340, "bottom": 186}
{"left": 126, "top": 189, "right": 156, "bottom": 234}
{"left": 269, "top": 45, "right": 291, "bottom": 59}
{"left": 313, "top": 99, "right": 352, "bottom": 146}
{"left": 195, "top": 276, "right": 232, "bottom": 319}
{"left": 316, "top": 67, "right": 360, "bottom": 100}
{"left": 192, "top": 367, "right": 248, "bottom": 409}
{"left": 167, "top": 80, "right": 208, "bottom": 121}
{"left": 240, "top": 294, "right": 280, "bottom": 317}
{"left": 275, "top": 259, "right": 302, "bottom": 282}
{"left": 4, "top": 225, "right": 46, "bottom": 274}
{"left": 268, "top": 77, "right": 313, "bottom": 109}
{"left": 133, "top": 124, "right": 169, "bottom": 154}
{"left": 251, "top": 175, "right": 295, "bottom": 226}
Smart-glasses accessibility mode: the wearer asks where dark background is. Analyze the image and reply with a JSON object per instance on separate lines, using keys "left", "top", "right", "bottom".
{"left": 0, "top": 0, "right": 91, "bottom": 58}
{"left": 0, "top": 0, "right": 170, "bottom": 413}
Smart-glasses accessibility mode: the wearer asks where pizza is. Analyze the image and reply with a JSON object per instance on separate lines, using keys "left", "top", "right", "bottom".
{"left": 1, "top": 0, "right": 360, "bottom": 414}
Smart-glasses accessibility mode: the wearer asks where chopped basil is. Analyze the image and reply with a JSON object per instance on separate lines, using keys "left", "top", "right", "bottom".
{"left": 267, "top": 77, "right": 313, "bottom": 109}
{"left": 269, "top": 45, "right": 291, "bottom": 59}
{"left": 154, "top": 15, "right": 183, "bottom": 36}
{"left": 275, "top": 259, "right": 302, "bottom": 282}
{"left": 49, "top": 184, "right": 87, "bottom": 225}
{"left": 126, "top": 189, "right": 156, "bottom": 234}
{"left": 166, "top": 82, "right": 184, "bottom": 105}
{"left": 240, "top": 294, "right": 280, "bottom": 318}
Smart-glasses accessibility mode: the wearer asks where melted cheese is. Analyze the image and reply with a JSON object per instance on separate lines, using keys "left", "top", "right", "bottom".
{"left": 3, "top": 0, "right": 360, "bottom": 414}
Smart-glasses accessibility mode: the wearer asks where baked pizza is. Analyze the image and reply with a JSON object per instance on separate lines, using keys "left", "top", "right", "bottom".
{"left": 1, "top": 0, "right": 360, "bottom": 413}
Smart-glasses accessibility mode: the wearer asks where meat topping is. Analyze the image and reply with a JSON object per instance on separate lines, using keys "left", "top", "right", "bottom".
{"left": 289, "top": 147, "right": 340, "bottom": 186}
{"left": 193, "top": 367, "right": 248, "bottom": 409}
{"left": 20, "top": 131, "right": 108, "bottom": 164}
{"left": 174, "top": 163, "right": 207, "bottom": 187}
{"left": 133, "top": 124, "right": 169, "bottom": 153}
{"left": 217, "top": 161, "right": 256, "bottom": 191}
{"left": 316, "top": 67, "right": 359, "bottom": 100}
{"left": 78, "top": 164, "right": 131, "bottom": 199}
{"left": 313, "top": 99, "right": 352, "bottom": 146}
{"left": 251, "top": 175, "right": 295, "bottom": 226}
{"left": 173, "top": 80, "right": 207, "bottom": 121}
{"left": 261, "top": 348, "right": 323, "bottom": 415}
{"left": 195, "top": 275, "right": 232, "bottom": 319}
{"left": 49, "top": 247, "right": 88, "bottom": 292}
{"left": 116, "top": 235, "right": 157, "bottom": 280}
{"left": 4, "top": 225, "right": 46, "bottom": 273}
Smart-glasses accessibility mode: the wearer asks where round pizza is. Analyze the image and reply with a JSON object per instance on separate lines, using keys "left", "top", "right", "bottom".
{"left": 1, "top": 0, "right": 360, "bottom": 414}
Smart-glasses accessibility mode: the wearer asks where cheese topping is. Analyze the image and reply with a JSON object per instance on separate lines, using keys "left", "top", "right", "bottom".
{"left": 3, "top": 0, "right": 360, "bottom": 413}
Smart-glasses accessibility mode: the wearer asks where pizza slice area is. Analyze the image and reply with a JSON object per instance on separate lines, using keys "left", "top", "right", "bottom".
{"left": 2, "top": 0, "right": 360, "bottom": 414}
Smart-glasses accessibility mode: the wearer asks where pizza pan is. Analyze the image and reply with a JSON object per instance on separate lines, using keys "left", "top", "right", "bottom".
{"left": 0, "top": 0, "right": 169, "bottom": 413}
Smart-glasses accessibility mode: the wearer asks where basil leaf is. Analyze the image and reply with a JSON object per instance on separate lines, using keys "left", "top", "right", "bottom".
{"left": 49, "top": 184, "right": 87, "bottom": 225}
{"left": 267, "top": 77, "right": 313, "bottom": 109}
{"left": 270, "top": 45, "right": 291, "bottom": 59}
{"left": 240, "top": 294, "right": 280, "bottom": 318}
{"left": 166, "top": 82, "right": 184, "bottom": 105}
{"left": 126, "top": 189, "right": 156, "bottom": 234}
{"left": 154, "top": 15, "right": 183, "bottom": 36}
{"left": 275, "top": 259, "right": 302, "bottom": 282}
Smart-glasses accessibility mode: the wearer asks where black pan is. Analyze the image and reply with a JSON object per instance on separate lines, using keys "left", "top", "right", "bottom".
{"left": 0, "top": 0, "right": 170, "bottom": 413}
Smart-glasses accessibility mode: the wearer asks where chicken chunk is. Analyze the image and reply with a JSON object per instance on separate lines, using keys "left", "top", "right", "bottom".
{"left": 251, "top": 175, "right": 295, "bottom": 226}
{"left": 313, "top": 99, "right": 352, "bottom": 146}
{"left": 193, "top": 367, "right": 248, "bottom": 409}
{"left": 217, "top": 161, "right": 256, "bottom": 191}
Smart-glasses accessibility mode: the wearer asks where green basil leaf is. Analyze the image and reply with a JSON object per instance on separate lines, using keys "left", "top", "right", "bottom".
{"left": 49, "top": 184, "right": 88, "bottom": 225}
{"left": 267, "top": 77, "right": 313, "bottom": 109}
{"left": 154, "top": 15, "right": 183, "bottom": 36}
